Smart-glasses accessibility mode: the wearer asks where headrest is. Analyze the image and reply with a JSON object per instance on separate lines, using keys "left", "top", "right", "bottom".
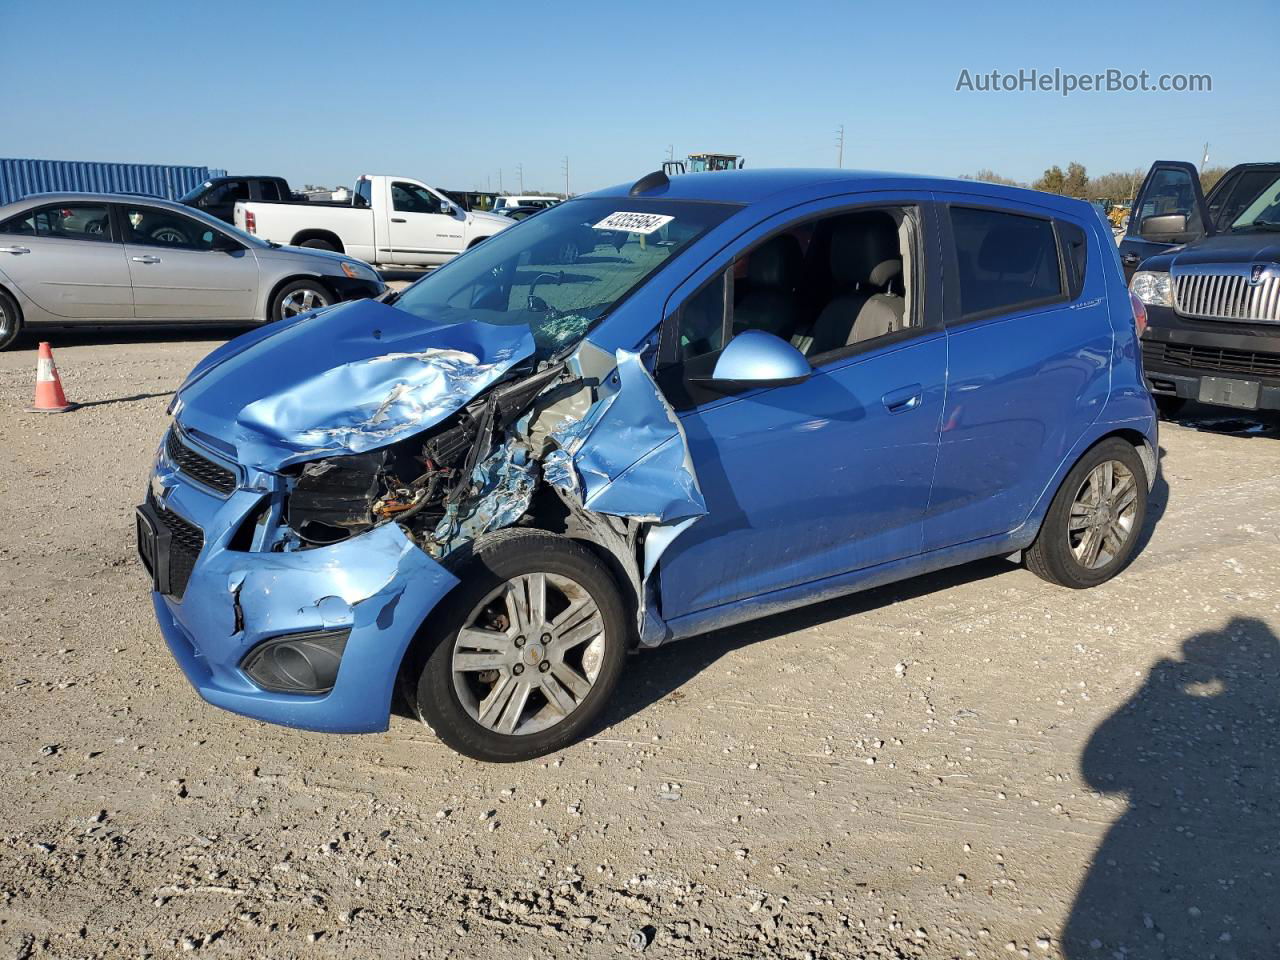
{"left": 977, "top": 221, "right": 1045, "bottom": 274}
{"left": 747, "top": 234, "right": 802, "bottom": 288}
{"left": 869, "top": 258, "right": 903, "bottom": 289}
{"left": 830, "top": 212, "right": 900, "bottom": 288}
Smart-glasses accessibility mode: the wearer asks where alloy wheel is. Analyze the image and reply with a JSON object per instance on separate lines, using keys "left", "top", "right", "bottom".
{"left": 280, "top": 287, "right": 330, "bottom": 319}
{"left": 1067, "top": 459, "right": 1138, "bottom": 569}
{"left": 451, "top": 572, "right": 605, "bottom": 736}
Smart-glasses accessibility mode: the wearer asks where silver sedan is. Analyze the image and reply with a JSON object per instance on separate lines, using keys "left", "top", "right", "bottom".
{"left": 0, "top": 192, "right": 385, "bottom": 350}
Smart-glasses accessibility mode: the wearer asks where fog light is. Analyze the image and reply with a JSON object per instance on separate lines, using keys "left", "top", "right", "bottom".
{"left": 241, "top": 630, "right": 350, "bottom": 694}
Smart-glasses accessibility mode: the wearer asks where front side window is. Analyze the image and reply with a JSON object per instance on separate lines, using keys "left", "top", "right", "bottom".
{"left": 0, "top": 203, "right": 111, "bottom": 242}
{"left": 122, "top": 205, "right": 225, "bottom": 251}
{"left": 672, "top": 206, "right": 919, "bottom": 366}
{"left": 392, "top": 182, "right": 442, "bottom": 214}
{"left": 1136, "top": 168, "right": 1205, "bottom": 235}
{"left": 390, "top": 198, "right": 737, "bottom": 358}
{"left": 949, "top": 207, "right": 1062, "bottom": 317}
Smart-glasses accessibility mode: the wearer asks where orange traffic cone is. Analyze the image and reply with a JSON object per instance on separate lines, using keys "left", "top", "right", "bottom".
{"left": 27, "top": 342, "right": 76, "bottom": 413}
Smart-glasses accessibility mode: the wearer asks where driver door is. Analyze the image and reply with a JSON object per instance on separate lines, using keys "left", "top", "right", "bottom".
{"left": 1119, "top": 161, "right": 1210, "bottom": 280}
{"left": 653, "top": 195, "right": 947, "bottom": 622}
{"left": 383, "top": 180, "right": 464, "bottom": 266}
{"left": 119, "top": 203, "right": 259, "bottom": 321}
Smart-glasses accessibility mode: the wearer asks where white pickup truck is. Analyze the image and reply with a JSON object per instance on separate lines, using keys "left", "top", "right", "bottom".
{"left": 233, "top": 175, "right": 513, "bottom": 268}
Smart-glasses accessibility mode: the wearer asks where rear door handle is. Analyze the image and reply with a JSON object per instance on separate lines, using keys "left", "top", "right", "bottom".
{"left": 390, "top": 217, "right": 407, "bottom": 223}
{"left": 0, "top": 245, "right": 31, "bottom": 255}
{"left": 882, "top": 384, "right": 923, "bottom": 413}
{"left": 132, "top": 255, "right": 162, "bottom": 264}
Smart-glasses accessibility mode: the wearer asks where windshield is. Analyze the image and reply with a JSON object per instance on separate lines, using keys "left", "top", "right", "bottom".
{"left": 179, "top": 181, "right": 214, "bottom": 204}
{"left": 391, "top": 197, "right": 737, "bottom": 357}
{"left": 1229, "top": 173, "right": 1280, "bottom": 231}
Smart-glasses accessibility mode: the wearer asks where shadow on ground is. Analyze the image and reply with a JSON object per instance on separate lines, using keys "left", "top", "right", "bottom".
{"left": 12, "top": 326, "right": 248, "bottom": 351}
{"left": 1062, "top": 616, "right": 1280, "bottom": 957}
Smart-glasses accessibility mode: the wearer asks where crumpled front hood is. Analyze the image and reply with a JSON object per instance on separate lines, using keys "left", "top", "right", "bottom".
{"left": 174, "top": 299, "right": 535, "bottom": 473}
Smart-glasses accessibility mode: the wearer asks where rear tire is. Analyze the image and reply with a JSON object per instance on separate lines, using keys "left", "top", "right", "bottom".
{"left": 0, "top": 288, "right": 22, "bottom": 351}
{"left": 1154, "top": 395, "right": 1186, "bottom": 419}
{"left": 407, "top": 529, "right": 628, "bottom": 762}
{"left": 1026, "top": 438, "right": 1148, "bottom": 589}
{"left": 270, "top": 279, "right": 333, "bottom": 322}
{"left": 299, "top": 238, "right": 337, "bottom": 252}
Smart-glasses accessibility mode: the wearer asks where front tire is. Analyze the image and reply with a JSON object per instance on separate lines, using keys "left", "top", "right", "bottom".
{"left": 408, "top": 529, "right": 628, "bottom": 762}
{"left": 270, "top": 279, "right": 333, "bottom": 322}
{"left": 0, "top": 288, "right": 22, "bottom": 351}
{"left": 1026, "top": 438, "right": 1148, "bottom": 589}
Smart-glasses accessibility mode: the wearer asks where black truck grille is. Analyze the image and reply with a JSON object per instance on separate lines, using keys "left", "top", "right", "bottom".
{"left": 152, "top": 497, "right": 204, "bottom": 599}
{"left": 167, "top": 429, "right": 236, "bottom": 494}
{"left": 1143, "top": 340, "right": 1280, "bottom": 380}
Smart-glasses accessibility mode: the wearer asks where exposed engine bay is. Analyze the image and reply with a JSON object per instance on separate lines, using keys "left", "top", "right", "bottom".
{"left": 285, "top": 360, "right": 571, "bottom": 555}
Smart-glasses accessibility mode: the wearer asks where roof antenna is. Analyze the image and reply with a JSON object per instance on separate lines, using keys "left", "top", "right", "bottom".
{"left": 629, "top": 170, "right": 670, "bottom": 197}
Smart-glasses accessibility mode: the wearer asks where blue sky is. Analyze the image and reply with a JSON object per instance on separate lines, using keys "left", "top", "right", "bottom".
{"left": 5, "top": 0, "right": 1273, "bottom": 194}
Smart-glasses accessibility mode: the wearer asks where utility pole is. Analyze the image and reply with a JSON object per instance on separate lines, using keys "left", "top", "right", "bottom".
{"left": 498, "top": 168, "right": 503, "bottom": 192}
{"left": 1200, "top": 142, "right": 1210, "bottom": 175}
{"left": 836, "top": 124, "right": 845, "bottom": 169}
{"left": 516, "top": 163, "right": 523, "bottom": 192}
{"left": 667, "top": 144, "right": 674, "bottom": 163}
{"left": 562, "top": 156, "right": 570, "bottom": 198}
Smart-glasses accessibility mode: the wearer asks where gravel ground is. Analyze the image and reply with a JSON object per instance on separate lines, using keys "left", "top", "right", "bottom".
{"left": 1, "top": 329, "right": 1277, "bottom": 960}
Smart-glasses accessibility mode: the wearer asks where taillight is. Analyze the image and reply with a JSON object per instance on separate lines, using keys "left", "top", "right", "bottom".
{"left": 245, "top": 210, "right": 256, "bottom": 234}
{"left": 1129, "top": 291, "right": 1148, "bottom": 337}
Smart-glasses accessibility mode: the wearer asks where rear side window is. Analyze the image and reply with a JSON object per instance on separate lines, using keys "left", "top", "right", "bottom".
{"left": 1057, "top": 220, "right": 1088, "bottom": 300}
{"left": 257, "top": 180, "right": 282, "bottom": 202}
{"left": 0, "top": 203, "right": 112, "bottom": 242}
{"left": 949, "top": 206, "right": 1063, "bottom": 317}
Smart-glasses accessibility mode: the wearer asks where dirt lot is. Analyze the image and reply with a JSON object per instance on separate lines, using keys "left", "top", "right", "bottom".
{"left": 1, "top": 329, "right": 1278, "bottom": 960}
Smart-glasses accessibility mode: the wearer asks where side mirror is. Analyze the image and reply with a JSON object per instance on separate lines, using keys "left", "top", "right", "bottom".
{"left": 695, "top": 330, "right": 810, "bottom": 391}
{"left": 1139, "top": 212, "right": 1188, "bottom": 243}
{"left": 210, "top": 232, "right": 242, "bottom": 253}
{"left": 439, "top": 201, "right": 457, "bottom": 216}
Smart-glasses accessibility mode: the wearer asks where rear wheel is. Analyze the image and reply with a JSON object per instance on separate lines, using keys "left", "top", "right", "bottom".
{"left": 0, "top": 288, "right": 22, "bottom": 351}
{"left": 1154, "top": 395, "right": 1186, "bottom": 419}
{"left": 1026, "top": 438, "right": 1148, "bottom": 589}
{"left": 408, "top": 529, "right": 628, "bottom": 762}
{"left": 270, "top": 279, "right": 333, "bottom": 322}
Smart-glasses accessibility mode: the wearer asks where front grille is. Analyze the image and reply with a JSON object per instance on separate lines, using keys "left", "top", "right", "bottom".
{"left": 167, "top": 429, "right": 236, "bottom": 494}
{"left": 1174, "top": 272, "right": 1280, "bottom": 324}
{"left": 1143, "top": 339, "right": 1280, "bottom": 380}
{"left": 151, "top": 497, "right": 204, "bottom": 599}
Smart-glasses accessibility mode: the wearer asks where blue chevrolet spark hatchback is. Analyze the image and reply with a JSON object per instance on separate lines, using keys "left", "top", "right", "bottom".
{"left": 139, "top": 169, "right": 1157, "bottom": 761}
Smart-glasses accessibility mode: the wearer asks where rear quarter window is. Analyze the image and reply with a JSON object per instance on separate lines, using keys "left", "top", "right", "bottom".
{"left": 949, "top": 206, "right": 1064, "bottom": 317}
{"left": 1056, "top": 220, "right": 1088, "bottom": 300}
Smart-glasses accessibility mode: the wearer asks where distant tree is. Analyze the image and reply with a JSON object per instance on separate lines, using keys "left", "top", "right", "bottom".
{"left": 1063, "top": 162, "right": 1089, "bottom": 198}
{"left": 1034, "top": 165, "right": 1067, "bottom": 194}
{"left": 1200, "top": 165, "right": 1230, "bottom": 193}
{"left": 1085, "top": 169, "right": 1146, "bottom": 203}
{"left": 959, "top": 169, "right": 1023, "bottom": 187}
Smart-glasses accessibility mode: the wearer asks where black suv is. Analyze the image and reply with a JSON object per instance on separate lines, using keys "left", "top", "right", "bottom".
{"left": 1122, "top": 160, "right": 1280, "bottom": 416}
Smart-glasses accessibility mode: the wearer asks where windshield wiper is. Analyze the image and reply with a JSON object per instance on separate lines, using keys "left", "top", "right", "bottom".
{"left": 1233, "top": 219, "right": 1280, "bottom": 232}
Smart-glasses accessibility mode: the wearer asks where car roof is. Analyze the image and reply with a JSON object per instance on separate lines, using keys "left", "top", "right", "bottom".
{"left": 0, "top": 191, "right": 192, "bottom": 211}
{"left": 585, "top": 168, "right": 1091, "bottom": 214}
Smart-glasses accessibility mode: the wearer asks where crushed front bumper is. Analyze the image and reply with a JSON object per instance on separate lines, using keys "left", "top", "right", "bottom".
{"left": 141, "top": 442, "right": 457, "bottom": 733}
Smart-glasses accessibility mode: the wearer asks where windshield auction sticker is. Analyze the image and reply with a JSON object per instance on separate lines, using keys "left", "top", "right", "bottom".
{"left": 592, "top": 212, "right": 674, "bottom": 234}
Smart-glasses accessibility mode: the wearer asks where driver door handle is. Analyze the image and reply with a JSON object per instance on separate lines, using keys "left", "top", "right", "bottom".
{"left": 132, "top": 255, "right": 162, "bottom": 264}
{"left": 0, "top": 245, "right": 30, "bottom": 255}
{"left": 1121, "top": 252, "right": 1141, "bottom": 265}
{"left": 882, "top": 384, "right": 923, "bottom": 413}
{"left": 390, "top": 217, "right": 407, "bottom": 223}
